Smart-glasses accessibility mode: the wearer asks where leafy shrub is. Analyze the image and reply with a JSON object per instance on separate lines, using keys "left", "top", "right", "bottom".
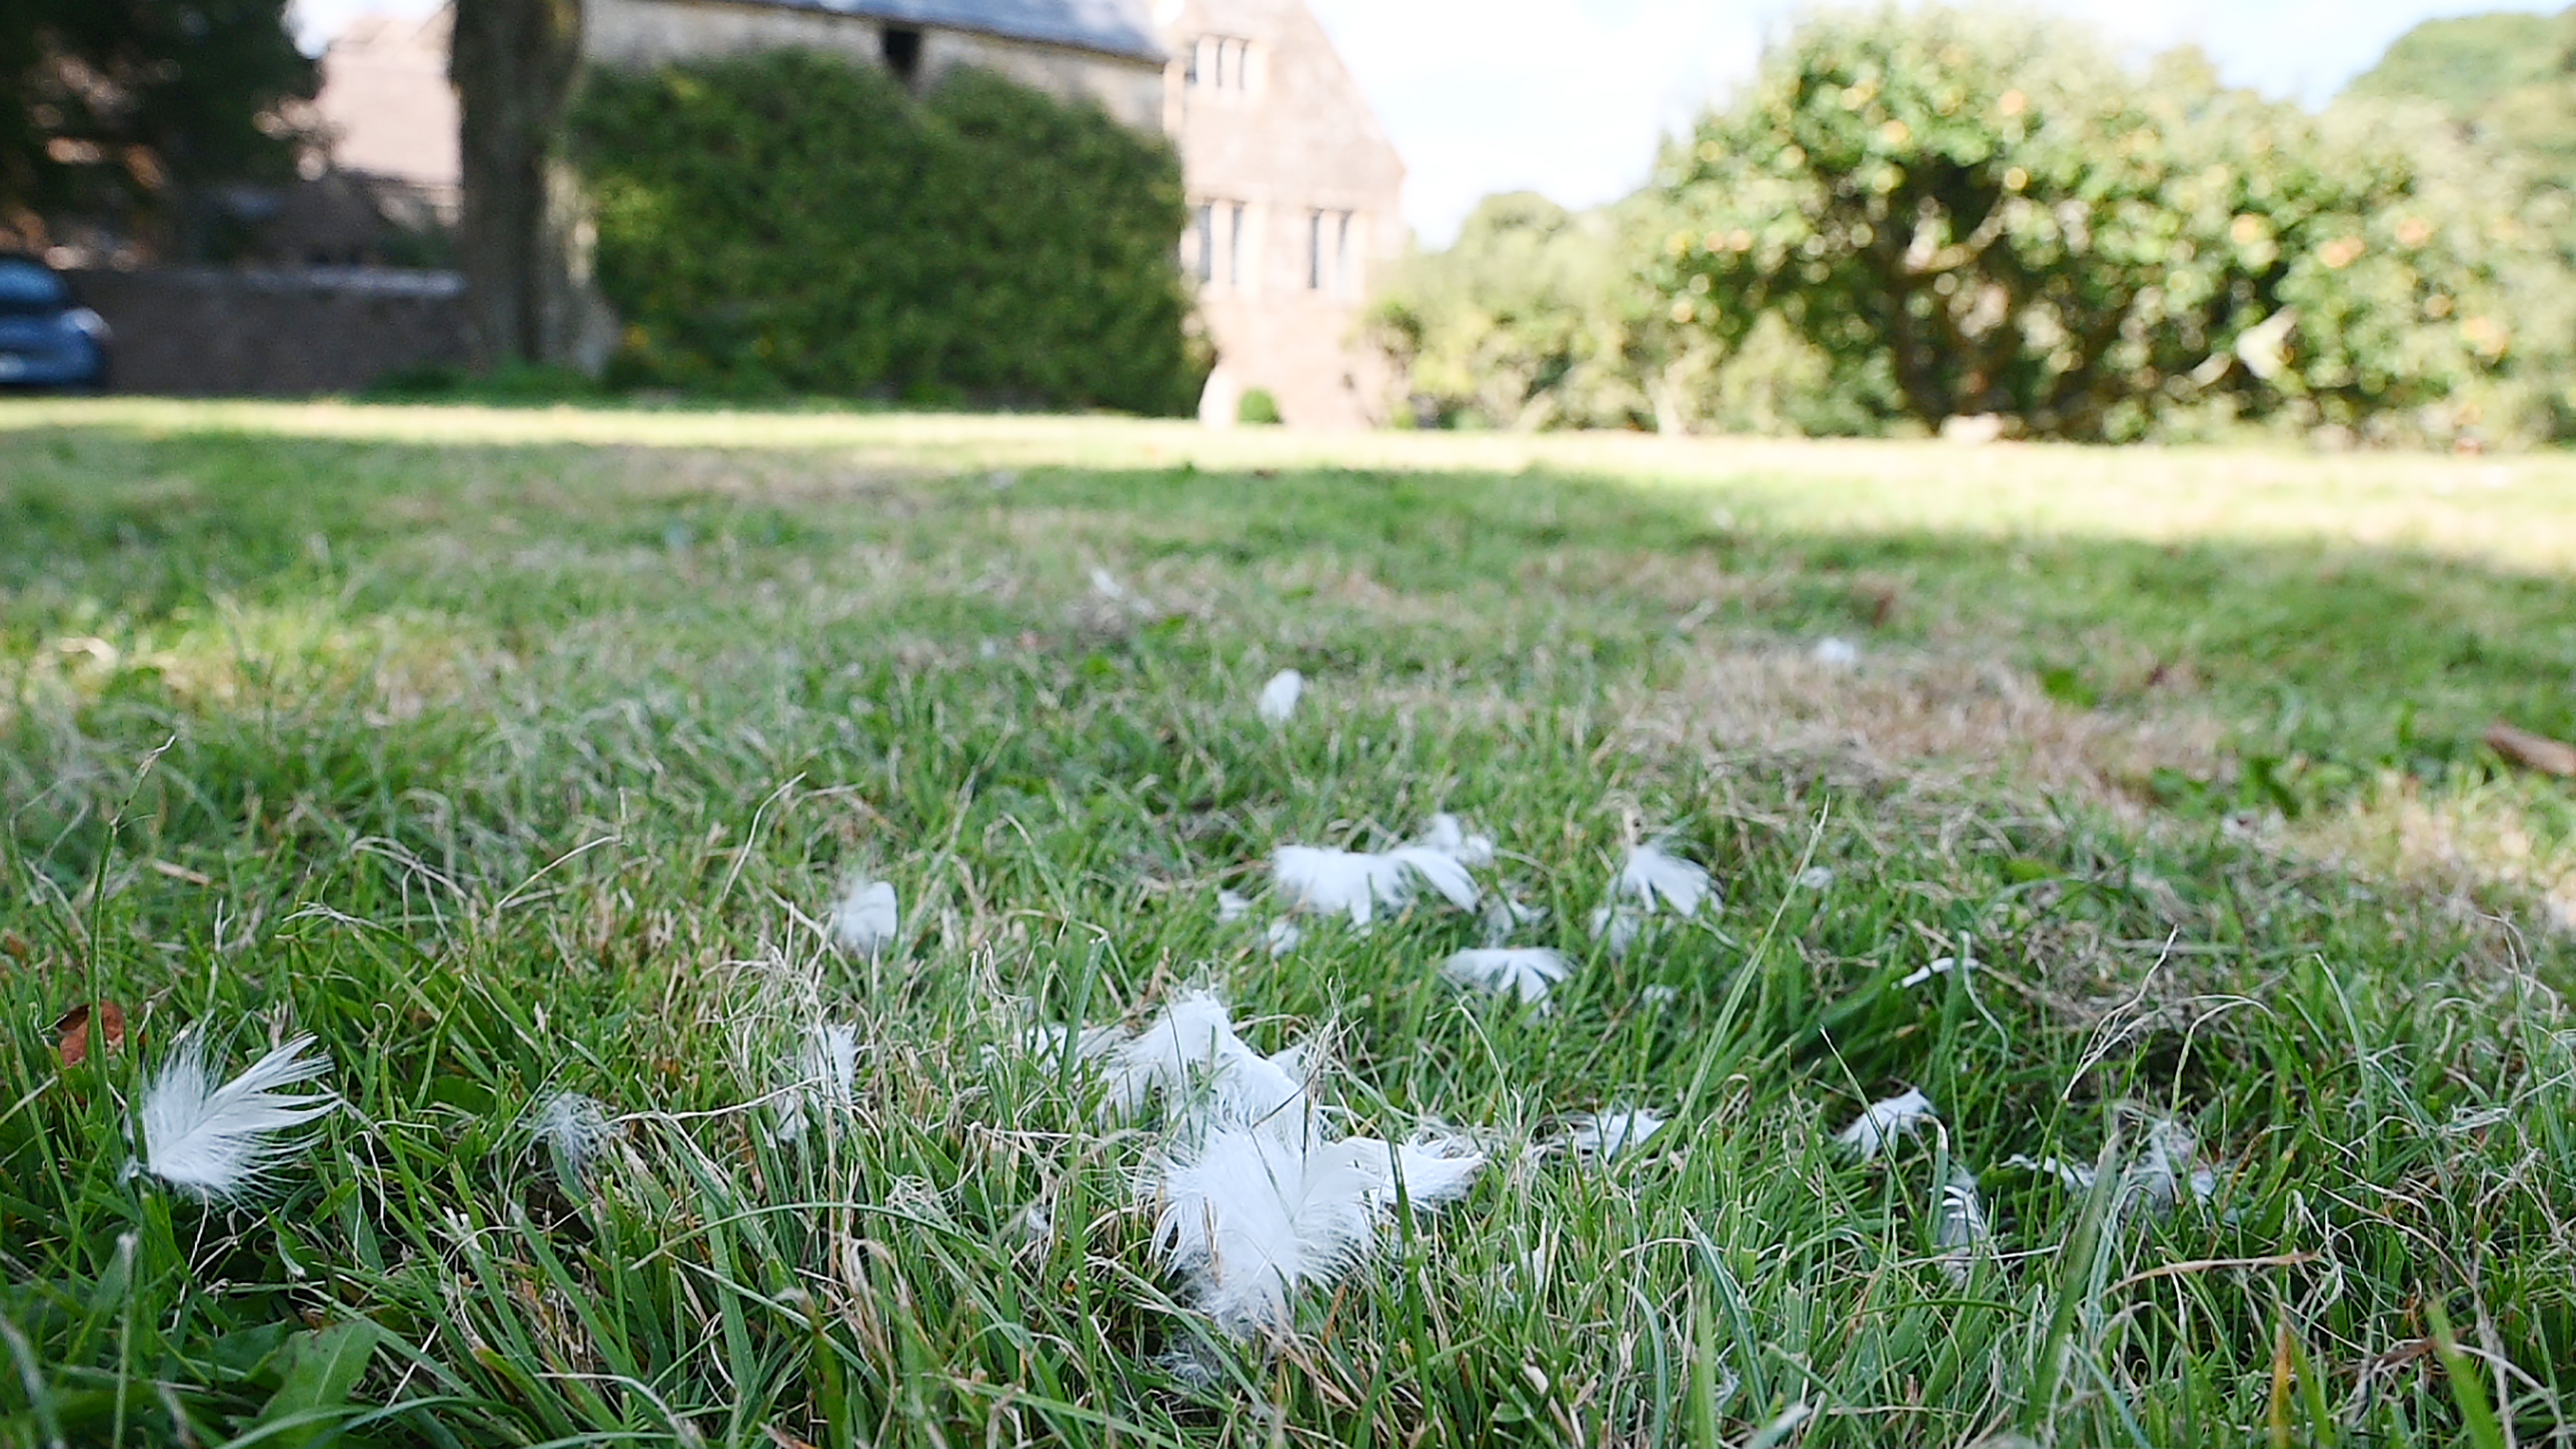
{"left": 1655, "top": 9, "right": 2550, "bottom": 442}
{"left": 570, "top": 52, "right": 1206, "bottom": 414}
{"left": 1236, "top": 387, "right": 1282, "bottom": 424}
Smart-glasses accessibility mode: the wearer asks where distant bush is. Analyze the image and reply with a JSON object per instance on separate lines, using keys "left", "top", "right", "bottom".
{"left": 569, "top": 52, "right": 1207, "bottom": 414}
{"left": 1378, "top": 8, "right": 2574, "bottom": 443}
{"left": 1236, "top": 387, "right": 1282, "bottom": 424}
{"left": 1656, "top": 8, "right": 2556, "bottom": 442}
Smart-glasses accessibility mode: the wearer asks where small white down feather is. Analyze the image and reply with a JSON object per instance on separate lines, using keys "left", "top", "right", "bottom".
{"left": 1257, "top": 669, "right": 1305, "bottom": 723}
{"left": 1272, "top": 845, "right": 1478, "bottom": 925}
{"left": 133, "top": 1032, "right": 336, "bottom": 1204}
{"left": 1152, "top": 1123, "right": 1484, "bottom": 1340}
{"left": 1617, "top": 843, "right": 1713, "bottom": 916}
{"left": 1565, "top": 1106, "right": 1666, "bottom": 1160}
{"left": 831, "top": 877, "right": 900, "bottom": 955}
{"left": 1835, "top": 1087, "right": 1937, "bottom": 1160}
{"left": 1440, "top": 948, "right": 1573, "bottom": 1008}
{"left": 775, "top": 1022, "right": 859, "bottom": 1143}
{"left": 1590, "top": 842, "right": 1714, "bottom": 957}
{"left": 1105, "top": 990, "right": 1313, "bottom": 1131}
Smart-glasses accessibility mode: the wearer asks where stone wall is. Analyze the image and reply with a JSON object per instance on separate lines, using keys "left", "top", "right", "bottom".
{"left": 65, "top": 267, "right": 472, "bottom": 395}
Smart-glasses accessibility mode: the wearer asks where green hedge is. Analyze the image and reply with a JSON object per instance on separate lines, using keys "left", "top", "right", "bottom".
{"left": 570, "top": 51, "right": 1206, "bottom": 413}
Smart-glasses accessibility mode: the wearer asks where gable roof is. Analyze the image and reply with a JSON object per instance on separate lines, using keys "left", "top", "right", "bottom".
{"left": 759, "top": 0, "right": 1162, "bottom": 61}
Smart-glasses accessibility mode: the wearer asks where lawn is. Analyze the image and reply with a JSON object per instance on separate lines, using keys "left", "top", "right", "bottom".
{"left": 2, "top": 399, "right": 2573, "bottom": 1447}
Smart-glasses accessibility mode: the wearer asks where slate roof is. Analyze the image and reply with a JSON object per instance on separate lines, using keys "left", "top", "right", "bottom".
{"left": 755, "top": 0, "right": 1162, "bottom": 61}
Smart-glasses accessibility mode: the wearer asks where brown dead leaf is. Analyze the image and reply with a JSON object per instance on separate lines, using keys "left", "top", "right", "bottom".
{"left": 2487, "top": 722, "right": 2576, "bottom": 777}
{"left": 55, "top": 1000, "right": 128, "bottom": 1067}
{"left": 0, "top": 929, "right": 28, "bottom": 962}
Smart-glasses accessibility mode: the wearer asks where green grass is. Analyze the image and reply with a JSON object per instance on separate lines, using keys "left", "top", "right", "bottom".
{"left": 2, "top": 399, "right": 2573, "bottom": 1447}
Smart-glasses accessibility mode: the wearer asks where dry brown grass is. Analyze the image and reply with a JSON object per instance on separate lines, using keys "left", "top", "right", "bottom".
{"left": 1610, "top": 643, "right": 2225, "bottom": 811}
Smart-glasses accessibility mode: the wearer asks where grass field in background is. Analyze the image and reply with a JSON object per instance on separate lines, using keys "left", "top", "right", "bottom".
{"left": 3, "top": 400, "right": 2573, "bottom": 1446}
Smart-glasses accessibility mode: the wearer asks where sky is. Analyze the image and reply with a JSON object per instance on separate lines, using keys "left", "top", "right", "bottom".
{"left": 290, "top": 0, "right": 2563, "bottom": 246}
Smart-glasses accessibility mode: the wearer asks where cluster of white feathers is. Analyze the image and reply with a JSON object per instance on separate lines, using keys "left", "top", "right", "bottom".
{"left": 109, "top": 657, "right": 2229, "bottom": 1364}
{"left": 1028, "top": 989, "right": 1485, "bottom": 1340}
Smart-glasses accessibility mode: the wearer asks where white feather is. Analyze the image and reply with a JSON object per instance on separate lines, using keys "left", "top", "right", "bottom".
{"left": 1025, "top": 1021, "right": 1126, "bottom": 1064}
{"left": 531, "top": 1091, "right": 616, "bottom": 1191}
{"left": 1440, "top": 947, "right": 1573, "bottom": 1008}
{"left": 1566, "top": 1106, "right": 1666, "bottom": 1160}
{"left": 1617, "top": 843, "right": 1713, "bottom": 916}
{"left": 1482, "top": 892, "right": 1548, "bottom": 941}
{"left": 1151, "top": 1123, "right": 1382, "bottom": 1340}
{"left": 1105, "top": 991, "right": 1311, "bottom": 1132}
{"left": 2007, "top": 1117, "right": 2221, "bottom": 1215}
{"left": 1933, "top": 1168, "right": 1991, "bottom": 1285}
{"left": 133, "top": 1032, "right": 336, "bottom": 1204}
{"left": 831, "top": 876, "right": 900, "bottom": 955}
{"left": 1796, "top": 866, "right": 1837, "bottom": 891}
{"left": 1835, "top": 1087, "right": 1936, "bottom": 1160}
{"left": 2004, "top": 1153, "right": 2097, "bottom": 1193}
{"left": 1272, "top": 843, "right": 1479, "bottom": 924}
{"left": 1215, "top": 888, "right": 1253, "bottom": 923}
{"left": 1088, "top": 566, "right": 1129, "bottom": 600}
{"left": 1588, "top": 904, "right": 1646, "bottom": 959}
{"left": 1339, "top": 1132, "right": 1487, "bottom": 1210}
{"left": 1263, "top": 919, "right": 1303, "bottom": 956}
{"left": 1412, "top": 813, "right": 1496, "bottom": 868}
{"left": 1257, "top": 669, "right": 1305, "bottom": 723}
{"left": 1812, "top": 637, "right": 1861, "bottom": 668}
{"left": 1899, "top": 955, "right": 1972, "bottom": 989}
{"left": 775, "top": 1022, "right": 859, "bottom": 1143}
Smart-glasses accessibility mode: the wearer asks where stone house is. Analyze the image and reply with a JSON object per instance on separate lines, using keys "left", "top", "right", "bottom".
{"left": 1160, "top": 0, "right": 1403, "bottom": 428}
{"left": 318, "top": 0, "right": 1401, "bottom": 425}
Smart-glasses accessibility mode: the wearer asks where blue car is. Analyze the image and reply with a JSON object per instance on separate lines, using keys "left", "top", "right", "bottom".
{"left": 0, "top": 255, "right": 110, "bottom": 390}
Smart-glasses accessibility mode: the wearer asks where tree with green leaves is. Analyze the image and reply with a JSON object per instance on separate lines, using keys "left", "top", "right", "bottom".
{"left": 0, "top": 0, "right": 313, "bottom": 258}
{"left": 1655, "top": 8, "right": 2533, "bottom": 441}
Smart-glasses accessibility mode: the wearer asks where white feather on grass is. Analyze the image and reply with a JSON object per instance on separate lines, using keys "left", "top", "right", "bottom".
{"left": 2010, "top": 1117, "right": 2221, "bottom": 1215}
{"left": 1149, "top": 1122, "right": 1484, "bottom": 1340}
{"left": 1566, "top": 1106, "right": 1666, "bottom": 1160}
{"left": 1272, "top": 844, "right": 1478, "bottom": 925}
{"left": 1216, "top": 889, "right": 1253, "bottom": 923}
{"left": 1105, "top": 991, "right": 1312, "bottom": 1132}
{"left": 1898, "top": 955, "right": 1972, "bottom": 989}
{"left": 1616, "top": 843, "right": 1714, "bottom": 916}
{"left": 1258, "top": 669, "right": 1305, "bottom": 723}
{"left": 1813, "top": 637, "right": 1861, "bottom": 668}
{"left": 1796, "top": 866, "right": 1838, "bottom": 891}
{"left": 531, "top": 1091, "right": 616, "bottom": 1192}
{"left": 1933, "top": 1169, "right": 1991, "bottom": 1285}
{"left": 1587, "top": 904, "right": 1646, "bottom": 959}
{"left": 1150, "top": 1124, "right": 1382, "bottom": 1340}
{"left": 1440, "top": 947, "right": 1573, "bottom": 1008}
{"left": 1024, "top": 1021, "right": 1127, "bottom": 1065}
{"left": 1340, "top": 1132, "right": 1487, "bottom": 1212}
{"left": 775, "top": 1022, "right": 859, "bottom": 1143}
{"left": 1835, "top": 1087, "right": 1936, "bottom": 1160}
{"left": 830, "top": 877, "right": 899, "bottom": 955}
{"left": 1411, "top": 813, "right": 1496, "bottom": 869}
{"left": 132, "top": 1032, "right": 336, "bottom": 1204}
{"left": 1263, "top": 919, "right": 1304, "bottom": 956}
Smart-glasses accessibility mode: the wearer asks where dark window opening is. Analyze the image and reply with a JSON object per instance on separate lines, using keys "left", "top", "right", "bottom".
{"left": 882, "top": 26, "right": 923, "bottom": 84}
{"left": 1193, "top": 204, "right": 1214, "bottom": 284}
